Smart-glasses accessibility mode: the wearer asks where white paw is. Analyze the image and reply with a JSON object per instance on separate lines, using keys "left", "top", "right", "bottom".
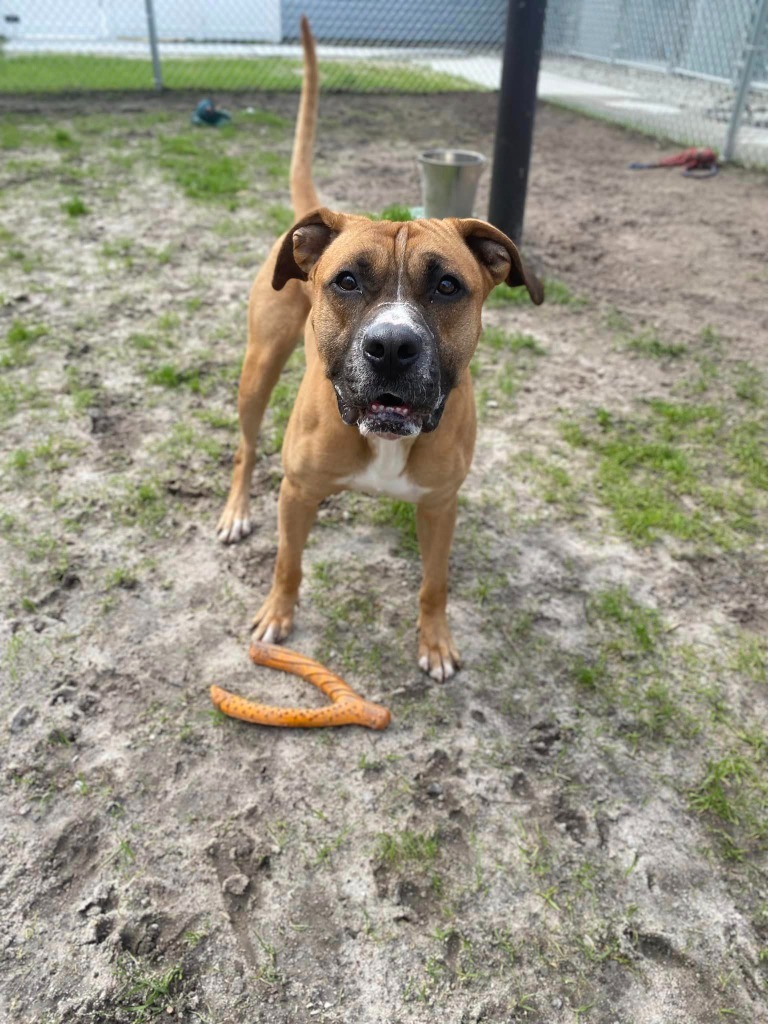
{"left": 419, "top": 651, "right": 458, "bottom": 683}
{"left": 217, "top": 515, "right": 252, "bottom": 544}
{"left": 260, "top": 622, "right": 281, "bottom": 644}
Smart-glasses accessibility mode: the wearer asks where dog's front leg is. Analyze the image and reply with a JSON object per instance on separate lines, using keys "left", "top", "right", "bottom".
{"left": 416, "top": 495, "right": 461, "bottom": 682}
{"left": 252, "top": 476, "right": 321, "bottom": 643}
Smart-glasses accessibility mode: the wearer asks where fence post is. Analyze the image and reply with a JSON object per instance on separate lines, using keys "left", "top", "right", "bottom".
{"left": 144, "top": 0, "right": 164, "bottom": 91}
{"left": 488, "top": 0, "right": 549, "bottom": 246}
{"left": 724, "top": 0, "right": 768, "bottom": 161}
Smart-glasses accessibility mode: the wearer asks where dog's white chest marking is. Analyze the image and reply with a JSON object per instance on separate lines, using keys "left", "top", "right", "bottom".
{"left": 340, "top": 438, "right": 428, "bottom": 503}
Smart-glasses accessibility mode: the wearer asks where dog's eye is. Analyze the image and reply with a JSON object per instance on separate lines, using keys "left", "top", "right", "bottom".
{"left": 335, "top": 272, "right": 358, "bottom": 291}
{"left": 436, "top": 276, "right": 460, "bottom": 296}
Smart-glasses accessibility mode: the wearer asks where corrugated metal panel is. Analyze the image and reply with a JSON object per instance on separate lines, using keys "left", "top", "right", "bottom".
{"left": 280, "top": 0, "right": 506, "bottom": 46}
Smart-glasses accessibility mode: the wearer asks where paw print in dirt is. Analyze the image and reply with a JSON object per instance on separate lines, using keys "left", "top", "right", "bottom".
{"left": 528, "top": 719, "right": 561, "bottom": 756}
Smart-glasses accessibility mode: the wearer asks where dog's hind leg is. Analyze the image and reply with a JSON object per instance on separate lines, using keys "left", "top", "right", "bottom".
{"left": 217, "top": 269, "right": 310, "bottom": 543}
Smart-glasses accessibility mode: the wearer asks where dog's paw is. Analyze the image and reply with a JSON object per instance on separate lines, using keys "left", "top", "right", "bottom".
{"left": 418, "top": 619, "right": 461, "bottom": 683}
{"left": 252, "top": 591, "right": 296, "bottom": 644}
{"left": 217, "top": 503, "right": 252, "bottom": 544}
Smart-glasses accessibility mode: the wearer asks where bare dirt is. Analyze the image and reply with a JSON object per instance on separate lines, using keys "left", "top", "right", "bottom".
{"left": 1, "top": 91, "right": 768, "bottom": 1024}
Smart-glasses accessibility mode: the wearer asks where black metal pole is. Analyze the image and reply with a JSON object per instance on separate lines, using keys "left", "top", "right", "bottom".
{"left": 488, "top": 0, "right": 548, "bottom": 245}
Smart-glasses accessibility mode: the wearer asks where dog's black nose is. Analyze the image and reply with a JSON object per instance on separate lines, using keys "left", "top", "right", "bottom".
{"left": 362, "top": 323, "right": 422, "bottom": 379}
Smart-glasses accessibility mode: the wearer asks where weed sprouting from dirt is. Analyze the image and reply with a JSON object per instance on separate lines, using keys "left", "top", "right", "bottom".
{"left": 63, "top": 197, "right": 89, "bottom": 217}
{"left": 376, "top": 830, "right": 439, "bottom": 867}
{"left": 113, "top": 958, "right": 183, "bottom": 1023}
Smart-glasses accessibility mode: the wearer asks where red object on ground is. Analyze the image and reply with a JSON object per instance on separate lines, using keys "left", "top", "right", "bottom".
{"left": 629, "top": 147, "right": 718, "bottom": 177}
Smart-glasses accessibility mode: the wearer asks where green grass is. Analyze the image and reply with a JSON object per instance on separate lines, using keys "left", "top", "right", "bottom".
{"left": 624, "top": 329, "right": 687, "bottom": 360}
{"left": 689, "top": 750, "right": 768, "bottom": 860}
{"left": 370, "top": 498, "right": 419, "bottom": 555}
{"left": 264, "top": 203, "right": 294, "bottom": 234}
{"left": 0, "top": 54, "right": 478, "bottom": 94}
{"left": 6, "top": 437, "right": 82, "bottom": 475}
{"left": 106, "top": 566, "right": 139, "bottom": 590}
{"left": 589, "top": 586, "right": 662, "bottom": 655}
{"left": 730, "top": 635, "right": 767, "bottom": 683}
{"left": 378, "top": 203, "right": 414, "bottom": 222}
{"left": 486, "top": 278, "right": 583, "bottom": 307}
{"left": 569, "top": 586, "right": 703, "bottom": 745}
{"left": 515, "top": 452, "right": 582, "bottom": 514}
{"left": 63, "top": 197, "right": 89, "bottom": 218}
{"left": 1, "top": 320, "right": 47, "bottom": 369}
{"left": 158, "top": 133, "right": 250, "bottom": 203}
{"left": 114, "top": 481, "right": 168, "bottom": 530}
{"left": 376, "top": 830, "right": 439, "bottom": 867}
{"left": 0, "top": 122, "right": 24, "bottom": 149}
{"left": 561, "top": 400, "right": 767, "bottom": 547}
{"left": 116, "top": 959, "right": 183, "bottom": 1023}
{"left": 146, "top": 363, "right": 202, "bottom": 392}
{"left": 65, "top": 367, "right": 97, "bottom": 412}
{"left": 481, "top": 327, "right": 545, "bottom": 354}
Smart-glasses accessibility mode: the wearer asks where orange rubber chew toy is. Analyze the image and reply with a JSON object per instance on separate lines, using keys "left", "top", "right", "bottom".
{"left": 210, "top": 641, "right": 391, "bottom": 730}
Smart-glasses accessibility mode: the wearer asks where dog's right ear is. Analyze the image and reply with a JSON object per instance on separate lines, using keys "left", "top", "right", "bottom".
{"left": 272, "top": 208, "right": 345, "bottom": 291}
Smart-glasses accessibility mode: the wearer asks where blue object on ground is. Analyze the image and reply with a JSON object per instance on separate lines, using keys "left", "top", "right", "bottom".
{"left": 191, "top": 99, "right": 232, "bottom": 127}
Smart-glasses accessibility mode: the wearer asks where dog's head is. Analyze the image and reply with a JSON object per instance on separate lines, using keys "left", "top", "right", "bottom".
{"left": 273, "top": 210, "right": 543, "bottom": 439}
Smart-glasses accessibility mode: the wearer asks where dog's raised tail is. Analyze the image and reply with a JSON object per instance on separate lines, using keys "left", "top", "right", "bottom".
{"left": 291, "top": 16, "right": 320, "bottom": 219}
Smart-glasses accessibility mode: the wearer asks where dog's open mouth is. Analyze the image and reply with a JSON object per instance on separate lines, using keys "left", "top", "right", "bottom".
{"left": 358, "top": 392, "right": 424, "bottom": 439}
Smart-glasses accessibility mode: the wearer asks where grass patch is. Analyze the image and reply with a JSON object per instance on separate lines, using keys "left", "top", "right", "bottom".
{"left": 377, "top": 203, "right": 414, "bottom": 222}
{"left": 733, "top": 363, "right": 764, "bottom": 405}
{"left": 588, "top": 586, "right": 662, "bottom": 655}
{"left": 6, "top": 436, "right": 82, "bottom": 475}
{"left": 515, "top": 452, "right": 583, "bottom": 515}
{"left": 376, "top": 830, "right": 439, "bottom": 867}
{"left": 1, "top": 320, "right": 47, "bottom": 369}
{"left": 625, "top": 329, "right": 687, "bottom": 360}
{"left": 475, "top": 326, "right": 546, "bottom": 409}
{"left": 561, "top": 400, "right": 767, "bottom": 547}
{"left": 63, "top": 197, "right": 89, "bottom": 218}
{"left": 114, "top": 481, "right": 168, "bottom": 530}
{"left": 65, "top": 367, "right": 97, "bottom": 412}
{"left": 486, "top": 278, "right": 583, "bottom": 307}
{"left": 0, "top": 122, "right": 24, "bottom": 149}
{"left": 0, "top": 54, "right": 479, "bottom": 93}
{"left": 146, "top": 364, "right": 202, "bottom": 392}
{"left": 115, "top": 958, "right": 183, "bottom": 1023}
{"left": 607, "top": 310, "right": 687, "bottom": 359}
{"left": 264, "top": 203, "right": 294, "bottom": 235}
{"left": 481, "top": 327, "right": 545, "bottom": 354}
{"left": 571, "top": 586, "right": 700, "bottom": 744}
{"left": 369, "top": 498, "right": 419, "bottom": 555}
{"left": 106, "top": 566, "right": 139, "bottom": 590}
{"left": 689, "top": 749, "right": 768, "bottom": 860}
{"left": 158, "top": 133, "right": 250, "bottom": 203}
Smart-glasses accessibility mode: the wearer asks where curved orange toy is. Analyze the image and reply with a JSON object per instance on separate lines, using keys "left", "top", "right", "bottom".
{"left": 210, "top": 642, "right": 391, "bottom": 730}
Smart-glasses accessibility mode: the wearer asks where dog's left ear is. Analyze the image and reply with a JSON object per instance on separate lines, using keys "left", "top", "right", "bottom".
{"left": 272, "top": 207, "right": 346, "bottom": 291}
{"left": 455, "top": 219, "right": 544, "bottom": 305}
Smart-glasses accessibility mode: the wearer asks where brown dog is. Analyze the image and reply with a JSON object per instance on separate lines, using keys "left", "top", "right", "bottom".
{"left": 218, "top": 18, "right": 543, "bottom": 681}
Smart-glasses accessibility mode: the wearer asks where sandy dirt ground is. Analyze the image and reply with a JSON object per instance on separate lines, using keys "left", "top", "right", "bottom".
{"left": 1, "top": 90, "right": 768, "bottom": 1024}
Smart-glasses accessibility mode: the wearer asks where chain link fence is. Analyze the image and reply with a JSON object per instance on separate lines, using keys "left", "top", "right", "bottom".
{"left": 1, "top": 0, "right": 767, "bottom": 166}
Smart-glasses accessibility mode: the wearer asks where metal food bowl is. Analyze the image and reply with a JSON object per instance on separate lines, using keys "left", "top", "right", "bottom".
{"left": 418, "top": 149, "right": 487, "bottom": 219}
